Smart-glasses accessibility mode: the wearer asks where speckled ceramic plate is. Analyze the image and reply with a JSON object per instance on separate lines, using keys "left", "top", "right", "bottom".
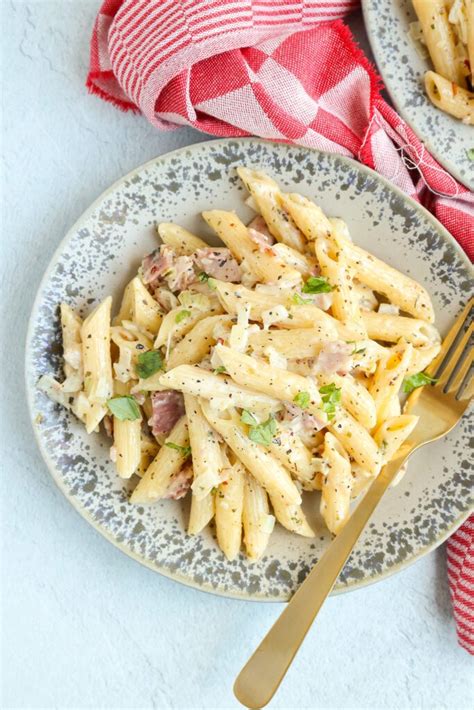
{"left": 26, "top": 138, "right": 473, "bottom": 601}
{"left": 362, "top": 0, "right": 474, "bottom": 191}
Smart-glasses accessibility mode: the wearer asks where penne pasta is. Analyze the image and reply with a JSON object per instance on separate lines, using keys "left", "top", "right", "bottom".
{"left": 215, "top": 457, "right": 245, "bottom": 560}
{"left": 242, "top": 473, "right": 274, "bottom": 561}
{"left": 373, "top": 414, "right": 419, "bottom": 464}
{"left": 329, "top": 407, "right": 381, "bottom": 474}
{"left": 269, "top": 494, "right": 315, "bottom": 537}
{"left": 130, "top": 416, "right": 189, "bottom": 503}
{"left": 320, "top": 432, "right": 353, "bottom": 534}
{"left": 113, "top": 417, "right": 142, "bottom": 479}
{"left": 158, "top": 223, "right": 208, "bottom": 254}
{"left": 81, "top": 297, "right": 114, "bottom": 433}
{"left": 362, "top": 311, "right": 440, "bottom": 345}
{"left": 237, "top": 167, "right": 306, "bottom": 252}
{"left": 201, "top": 404, "right": 302, "bottom": 506}
{"left": 60, "top": 303, "right": 83, "bottom": 393}
{"left": 424, "top": 70, "right": 474, "bottom": 122}
{"left": 413, "top": 0, "right": 466, "bottom": 86}
{"left": 185, "top": 395, "right": 223, "bottom": 500}
{"left": 369, "top": 342, "right": 413, "bottom": 427}
{"left": 202, "top": 210, "right": 302, "bottom": 286}
{"left": 167, "top": 314, "right": 232, "bottom": 369}
{"left": 159, "top": 365, "right": 280, "bottom": 411}
{"left": 280, "top": 192, "right": 332, "bottom": 241}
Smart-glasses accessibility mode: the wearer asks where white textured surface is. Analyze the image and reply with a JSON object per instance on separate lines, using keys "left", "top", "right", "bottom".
{"left": 2, "top": 2, "right": 472, "bottom": 708}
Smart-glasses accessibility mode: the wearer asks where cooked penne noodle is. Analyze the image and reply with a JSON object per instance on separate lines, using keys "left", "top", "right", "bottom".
{"left": 405, "top": 341, "right": 442, "bottom": 377}
{"left": 271, "top": 243, "right": 317, "bottom": 275}
{"left": 269, "top": 494, "right": 315, "bottom": 537}
{"left": 60, "top": 303, "right": 83, "bottom": 392}
{"left": 315, "top": 237, "right": 365, "bottom": 330}
{"left": 268, "top": 425, "right": 316, "bottom": 489}
{"left": 188, "top": 493, "right": 215, "bottom": 536}
{"left": 185, "top": 395, "right": 223, "bottom": 500}
{"left": 237, "top": 167, "right": 306, "bottom": 252}
{"left": 341, "top": 241, "right": 435, "bottom": 322}
{"left": 413, "top": 0, "right": 466, "bottom": 85}
{"left": 280, "top": 193, "right": 332, "bottom": 241}
{"left": 214, "top": 280, "right": 363, "bottom": 339}
{"left": 249, "top": 327, "right": 337, "bottom": 359}
{"left": 167, "top": 315, "right": 232, "bottom": 369}
{"left": 215, "top": 458, "right": 245, "bottom": 560}
{"left": 158, "top": 223, "right": 208, "bottom": 254}
{"left": 201, "top": 404, "right": 302, "bottom": 506}
{"left": 373, "top": 414, "right": 419, "bottom": 463}
{"left": 113, "top": 417, "right": 142, "bottom": 478}
{"left": 81, "top": 297, "right": 114, "bottom": 432}
{"left": 128, "top": 277, "right": 163, "bottom": 334}
{"left": 111, "top": 322, "right": 154, "bottom": 383}
{"left": 242, "top": 473, "right": 274, "bottom": 561}
{"left": 316, "top": 372, "right": 377, "bottom": 430}
{"left": 362, "top": 311, "right": 440, "bottom": 345}
{"left": 329, "top": 407, "right": 381, "bottom": 473}
{"left": 370, "top": 343, "right": 413, "bottom": 427}
{"left": 320, "top": 432, "right": 353, "bottom": 534}
{"left": 130, "top": 416, "right": 189, "bottom": 503}
{"left": 136, "top": 434, "right": 160, "bottom": 478}
{"left": 160, "top": 365, "right": 280, "bottom": 411}
{"left": 424, "top": 70, "right": 474, "bottom": 122}
{"left": 214, "top": 345, "right": 326, "bottom": 419}
{"left": 202, "top": 210, "right": 301, "bottom": 285}
{"left": 155, "top": 302, "right": 223, "bottom": 349}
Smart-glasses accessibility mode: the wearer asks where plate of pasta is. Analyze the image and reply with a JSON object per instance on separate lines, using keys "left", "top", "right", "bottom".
{"left": 362, "top": 0, "right": 474, "bottom": 190}
{"left": 26, "top": 138, "right": 473, "bottom": 600}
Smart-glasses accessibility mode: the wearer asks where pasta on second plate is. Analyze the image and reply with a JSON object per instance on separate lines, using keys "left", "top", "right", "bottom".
{"left": 411, "top": 0, "right": 474, "bottom": 123}
{"left": 39, "top": 167, "right": 441, "bottom": 561}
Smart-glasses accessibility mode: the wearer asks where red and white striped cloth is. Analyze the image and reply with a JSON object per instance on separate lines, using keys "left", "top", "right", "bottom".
{"left": 447, "top": 515, "right": 474, "bottom": 654}
{"left": 86, "top": 0, "right": 473, "bottom": 651}
{"left": 87, "top": 0, "right": 474, "bottom": 259}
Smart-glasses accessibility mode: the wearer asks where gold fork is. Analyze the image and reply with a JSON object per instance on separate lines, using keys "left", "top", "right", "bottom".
{"left": 234, "top": 297, "right": 473, "bottom": 709}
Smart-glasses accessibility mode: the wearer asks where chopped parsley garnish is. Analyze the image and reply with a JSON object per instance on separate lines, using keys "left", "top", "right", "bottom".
{"left": 466, "top": 148, "right": 474, "bottom": 161}
{"left": 247, "top": 416, "right": 277, "bottom": 447}
{"left": 135, "top": 350, "right": 163, "bottom": 379}
{"left": 213, "top": 366, "right": 227, "bottom": 375}
{"left": 107, "top": 396, "right": 141, "bottom": 421}
{"left": 241, "top": 409, "right": 258, "bottom": 425}
{"left": 175, "top": 309, "right": 191, "bottom": 323}
{"left": 198, "top": 272, "right": 210, "bottom": 282}
{"left": 351, "top": 344, "right": 366, "bottom": 356}
{"left": 293, "top": 391, "right": 310, "bottom": 409}
{"left": 319, "top": 383, "right": 342, "bottom": 420}
{"left": 165, "top": 442, "right": 192, "bottom": 457}
{"left": 403, "top": 371, "right": 438, "bottom": 394}
{"left": 292, "top": 293, "right": 312, "bottom": 305}
{"left": 302, "top": 276, "right": 333, "bottom": 294}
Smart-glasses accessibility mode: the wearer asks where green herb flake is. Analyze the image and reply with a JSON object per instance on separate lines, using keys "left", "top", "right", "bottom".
{"left": 213, "top": 366, "right": 227, "bottom": 375}
{"left": 466, "top": 148, "right": 474, "bottom": 161}
{"left": 107, "top": 396, "right": 141, "bottom": 421}
{"left": 198, "top": 271, "right": 210, "bottom": 282}
{"left": 241, "top": 409, "right": 258, "bottom": 425}
{"left": 175, "top": 309, "right": 191, "bottom": 324}
{"left": 293, "top": 391, "right": 310, "bottom": 409}
{"left": 319, "top": 383, "right": 342, "bottom": 420}
{"left": 302, "top": 276, "right": 333, "bottom": 294}
{"left": 135, "top": 350, "right": 163, "bottom": 379}
{"left": 402, "top": 371, "right": 438, "bottom": 394}
{"left": 248, "top": 416, "right": 277, "bottom": 447}
{"left": 292, "top": 293, "right": 312, "bottom": 305}
{"left": 165, "top": 442, "right": 192, "bottom": 457}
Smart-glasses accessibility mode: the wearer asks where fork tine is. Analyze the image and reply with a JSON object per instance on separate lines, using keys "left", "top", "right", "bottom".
{"left": 427, "top": 297, "right": 473, "bottom": 379}
{"left": 447, "top": 345, "right": 473, "bottom": 395}
{"left": 438, "top": 322, "right": 473, "bottom": 387}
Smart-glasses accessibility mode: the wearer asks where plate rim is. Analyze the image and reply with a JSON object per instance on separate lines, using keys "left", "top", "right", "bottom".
{"left": 361, "top": 0, "right": 473, "bottom": 191}
{"left": 25, "top": 136, "right": 473, "bottom": 602}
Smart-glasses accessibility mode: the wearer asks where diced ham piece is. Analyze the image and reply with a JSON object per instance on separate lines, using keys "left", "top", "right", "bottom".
{"left": 248, "top": 216, "right": 274, "bottom": 243}
{"left": 148, "top": 390, "right": 185, "bottom": 437}
{"left": 314, "top": 341, "right": 353, "bottom": 376}
{"left": 283, "top": 402, "right": 326, "bottom": 432}
{"left": 164, "top": 464, "right": 193, "bottom": 500}
{"left": 166, "top": 255, "right": 196, "bottom": 291}
{"left": 142, "top": 245, "right": 174, "bottom": 287}
{"left": 248, "top": 227, "right": 275, "bottom": 254}
{"left": 194, "top": 248, "right": 241, "bottom": 282}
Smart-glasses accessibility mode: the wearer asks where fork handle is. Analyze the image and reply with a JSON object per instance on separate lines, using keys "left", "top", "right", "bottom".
{"left": 233, "top": 454, "right": 410, "bottom": 709}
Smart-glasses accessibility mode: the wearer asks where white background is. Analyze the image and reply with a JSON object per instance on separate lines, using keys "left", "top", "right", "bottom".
{"left": 2, "top": 2, "right": 473, "bottom": 708}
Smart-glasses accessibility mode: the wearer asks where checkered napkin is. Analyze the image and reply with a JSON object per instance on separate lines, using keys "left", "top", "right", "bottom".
{"left": 87, "top": 0, "right": 473, "bottom": 259}
{"left": 86, "top": 0, "right": 474, "bottom": 652}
